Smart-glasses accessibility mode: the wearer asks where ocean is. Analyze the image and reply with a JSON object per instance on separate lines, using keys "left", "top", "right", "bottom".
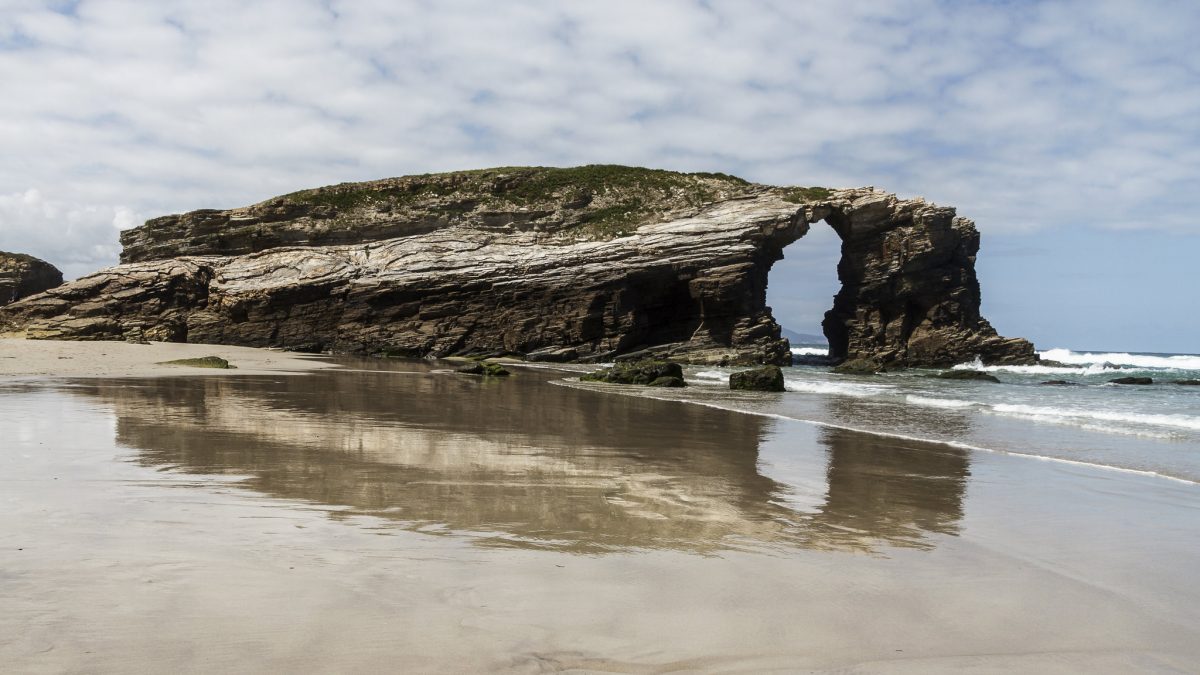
{"left": 562, "top": 346, "right": 1200, "bottom": 484}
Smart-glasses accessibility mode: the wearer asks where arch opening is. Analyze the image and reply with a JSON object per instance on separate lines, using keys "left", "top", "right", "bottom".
{"left": 765, "top": 219, "right": 845, "bottom": 362}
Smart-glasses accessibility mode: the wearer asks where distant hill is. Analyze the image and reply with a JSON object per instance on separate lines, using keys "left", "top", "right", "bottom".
{"left": 781, "top": 327, "right": 827, "bottom": 345}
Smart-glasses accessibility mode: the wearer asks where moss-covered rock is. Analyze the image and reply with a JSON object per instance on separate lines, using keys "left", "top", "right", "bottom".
{"left": 158, "top": 356, "right": 235, "bottom": 369}
{"left": 729, "top": 366, "right": 785, "bottom": 392}
{"left": 121, "top": 165, "right": 757, "bottom": 263}
{"left": 781, "top": 186, "right": 833, "bottom": 204}
{"left": 456, "top": 361, "right": 511, "bottom": 377}
{"left": 581, "top": 360, "right": 685, "bottom": 386}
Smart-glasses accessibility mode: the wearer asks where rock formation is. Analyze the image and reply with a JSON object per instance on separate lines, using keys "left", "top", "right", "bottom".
{"left": 581, "top": 361, "right": 688, "bottom": 387}
{"left": 729, "top": 366, "right": 786, "bottom": 392}
{"left": 0, "top": 252, "right": 62, "bottom": 306}
{"left": 821, "top": 191, "right": 1034, "bottom": 366}
{"left": 0, "top": 166, "right": 1035, "bottom": 367}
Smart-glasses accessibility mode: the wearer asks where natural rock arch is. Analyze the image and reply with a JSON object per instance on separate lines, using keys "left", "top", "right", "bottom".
{"left": 0, "top": 167, "right": 1034, "bottom": 368}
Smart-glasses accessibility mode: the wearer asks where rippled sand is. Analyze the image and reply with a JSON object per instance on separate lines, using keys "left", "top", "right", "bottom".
{"left": 2, "top": 355, "right": 1199, "bottom": 672}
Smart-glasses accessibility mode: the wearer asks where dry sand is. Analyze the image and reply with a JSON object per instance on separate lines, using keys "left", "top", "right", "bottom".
{"left": 0, "top": 337, "right": 336, "bottom": 378}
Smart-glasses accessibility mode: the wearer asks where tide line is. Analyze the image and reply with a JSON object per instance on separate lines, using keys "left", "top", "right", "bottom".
{"left": 553, "top": 378, "right": 1200, "bottom": 487}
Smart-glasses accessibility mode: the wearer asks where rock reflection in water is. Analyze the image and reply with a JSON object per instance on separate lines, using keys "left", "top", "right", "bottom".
{"left": 823, "top": 393, "right": 975, "bottom": 438}
{"left": 69, "top": 360, "right": 969, "bottom": 553}
{"left": 815, "top": 427, "right": 967, "bottom": 544}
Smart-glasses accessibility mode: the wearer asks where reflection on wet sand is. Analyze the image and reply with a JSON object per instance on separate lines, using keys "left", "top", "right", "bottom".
{"left": 69, "top": 359, "right": 969, "bottom": 553}
{"left": 822, "top": 393, "right": 975, "bottom": 439}
{"left": 818, "top": 427, "right": 967, "bottom": 541}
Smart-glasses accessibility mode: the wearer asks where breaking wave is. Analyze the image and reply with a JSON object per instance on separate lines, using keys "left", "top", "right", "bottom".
{"left": 783, "top": 379, "right": 894, "bottom": 397}
{"left": 1038, "top": 348, "right": 1200, "bottom": 372}
{"left": 790, "top": 346, "right": 829, "bottom": 356}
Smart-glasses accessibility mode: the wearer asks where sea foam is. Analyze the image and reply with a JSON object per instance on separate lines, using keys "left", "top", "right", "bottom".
{"left": 790, "top": 346, "right": 829, "bottom": 356}
{"left": 906, "top": 395, "right": 975, "bottom": 409}
{"left": 951, "top": 350, "right": 1200, "bottom": 375}
{"left": 783, "top": 378, "right": 893, "bottom": 397}
{"left": 1038, "top": 348, "right": 1200, "bottom": 371}
{"left": 989, "top": 403, "right": 1200, "bottom": 433}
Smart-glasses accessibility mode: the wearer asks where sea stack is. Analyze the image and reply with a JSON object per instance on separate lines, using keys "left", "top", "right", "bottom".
{"left": 0, "top": 166, "right": 1035, "bottom": 368}
{"left": 0, "top": 252, "right": 63, "bottom": 306}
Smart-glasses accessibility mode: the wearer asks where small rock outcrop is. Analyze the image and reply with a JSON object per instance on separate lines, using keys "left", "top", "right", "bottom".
{"left": 935, "top": 369, "right": 1001, "bottom": 383}
{"left": 581, "top": 360, "right": 687, "bottom": 386}
{"left": 1175, "top": 380, "right": 1200, "bottom": 386}
{"left": 1110, "top": 377, "right": 1153, "bottom": 385}
{"left": 455, "top": 361, "right": 511, "bottom": 377}
{"left": 1036, "top": 360, "right": 1078, "bottom": 369}
{"left": 0, "top": 166, "right": 1035, "bottom": 368}
{"left": 0, "top": 252, "right": 62, "bottom": 306}
{"left": 159, "top": 356, "right": 235, "bottom": 369}
{"left": 729, "top": 366, "right": 786, "bottom": 392}
{"left": 831, "top": 358, "right": 887, "bottom": 375}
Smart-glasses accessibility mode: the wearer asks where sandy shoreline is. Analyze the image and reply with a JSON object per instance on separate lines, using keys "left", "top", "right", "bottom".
{"left": 0, "top": 338, "right": 337, "bottom": 378}
{"left": 2, "top": 351, "right": 1199, "bottom": 672}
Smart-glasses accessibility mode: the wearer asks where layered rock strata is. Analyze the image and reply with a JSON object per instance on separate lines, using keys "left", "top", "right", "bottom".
{"left": 0, "top": 166, "right": 1035, "bottom": 367}
{"left": 0, "top": 252, "right": 63, "bottom": 306}
{"left": 821, "top": 191, "right": 1035, "bottom": 366}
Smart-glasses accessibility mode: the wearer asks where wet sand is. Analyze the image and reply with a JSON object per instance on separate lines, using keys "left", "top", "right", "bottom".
{"left": 2, "top": 356, "right": 1199, "bottom": 672}
{"left": 0, "top": 338, "right": 334, "bottom": 378}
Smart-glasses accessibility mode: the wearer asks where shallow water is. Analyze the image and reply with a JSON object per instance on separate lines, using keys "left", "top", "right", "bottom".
{"left": 3, "top": 359, "right": 1200, "bottom": 672}
{"left": 666, "top": 347, "right": 1200, "bottom": 483}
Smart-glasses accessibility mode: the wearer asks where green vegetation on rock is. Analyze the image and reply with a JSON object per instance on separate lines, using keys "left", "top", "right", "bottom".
{"left": 781, "top": 187, "right": 833, "bottom": 204}
{"left": 729, "top": 366, "right": 785, "bottom": 392}
{"left": 158, "top": 356, "right": 235, "bottom": 369}
{"left": 581, "top": 360, "right": 686, "bottom": 386}
{"left": 0, "top": 251, "right": 40, "bottom": 265}
{"left": 278, "top": 165, "right": 756, "bottom": 240}
{"left": 456, "top": 361, "right": 511, "bottom": 377}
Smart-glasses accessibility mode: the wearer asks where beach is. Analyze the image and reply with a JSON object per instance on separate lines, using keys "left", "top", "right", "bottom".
{"left": 3, "top": 341, "right": 1200, "bottom": 672}
{"left": 0, "top": 338, "right": 338, "bottom": 378}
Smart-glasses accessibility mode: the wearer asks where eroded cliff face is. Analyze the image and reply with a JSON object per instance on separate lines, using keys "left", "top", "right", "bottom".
{"left": 0, "top": 166, "right": 1035, "bottom": 367}
{"left": 0, "top": 252, "right": 62, "bottom": 306}
{"left": 822, "top": 190, "right": 1035, "bottom": 366}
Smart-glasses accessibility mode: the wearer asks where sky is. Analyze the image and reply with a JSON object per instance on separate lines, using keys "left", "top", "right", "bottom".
{"left": 1, "top": 0, "right": 1197, "bottom": 353}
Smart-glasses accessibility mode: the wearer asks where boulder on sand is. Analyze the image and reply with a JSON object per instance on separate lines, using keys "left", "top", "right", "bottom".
{"left": 729, "top": 366, "right": 786, "bottom": 392}
{"left": 581, "top": 360, "right": 686, "bottom": 386}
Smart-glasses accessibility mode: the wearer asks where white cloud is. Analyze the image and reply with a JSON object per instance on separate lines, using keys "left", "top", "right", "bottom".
{"left": 0, "top": 188, "right": 139, "bottom": 279}
{"left": 0, "top": 0, "right": 1197, "bottom": 284}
